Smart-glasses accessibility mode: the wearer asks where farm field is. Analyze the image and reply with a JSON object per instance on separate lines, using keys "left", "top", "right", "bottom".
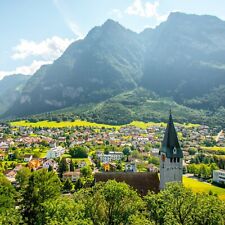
{"left": 183, "top": 176, "right": 225, "bottom": 200}
{"left": 11, "top": 120, "right": 199, "bottom": 129}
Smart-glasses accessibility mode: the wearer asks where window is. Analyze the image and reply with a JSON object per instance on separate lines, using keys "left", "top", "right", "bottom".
{"left": 174, "top": 158, "right": 176, "bottom": 163}
{"left": 173, "top": 147, "right": 177, "bottom": 154}
{"left": 170, "top": 158, "right": 173, "bottom": 163}
{"left": 177, "top": 158, "right": 180, "bottom": 163}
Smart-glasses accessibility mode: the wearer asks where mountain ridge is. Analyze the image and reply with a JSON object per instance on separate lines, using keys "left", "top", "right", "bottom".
{"left": 3, "top": 12, "right": 225, "bottom": 128}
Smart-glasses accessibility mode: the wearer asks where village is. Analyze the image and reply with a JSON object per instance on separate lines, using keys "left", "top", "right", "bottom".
{"left": 0, "top": 120, "right": 224, "bottom": 190}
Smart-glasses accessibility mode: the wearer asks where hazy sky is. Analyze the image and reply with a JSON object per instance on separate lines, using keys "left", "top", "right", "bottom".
{"left": 1, "top": 0, "right": 225, "bottom": 79}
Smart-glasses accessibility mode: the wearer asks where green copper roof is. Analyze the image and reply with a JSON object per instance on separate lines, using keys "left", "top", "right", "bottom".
{"left": 160, "top": 112, "right": 183, "bottom": 158}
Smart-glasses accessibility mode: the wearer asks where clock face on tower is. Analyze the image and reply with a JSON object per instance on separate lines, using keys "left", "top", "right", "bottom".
{"left": 173, "top": 147, "right": 177, "bottom": 154}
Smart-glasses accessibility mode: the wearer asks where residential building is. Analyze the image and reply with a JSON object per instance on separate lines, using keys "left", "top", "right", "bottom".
{"left": 43, "top": 159, "right": 58, "bottom": 171}
{"left": 125, "top": 162, "right": 137, "bottom": 172}
{"left": 63, "top": 171, "right": 80, "bottom": 182}
{"left": 46, "top": 146, "right": 65, "bottom": 159}
{"left": 213, "top": 170, "right": 225, "bottom": 185}
{"left": 28, "top": 159, "right": 41, "bottom": 170}
{"left": 97, "top": 151, "right": 123, "bottom": 162}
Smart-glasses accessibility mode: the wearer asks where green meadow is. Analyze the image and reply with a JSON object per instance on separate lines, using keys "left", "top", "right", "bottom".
{"left": 11, "top": 120, "right": 199, "bottom": 129}
{"left": 183, "top": 176, "right": 225, "bottom": 200}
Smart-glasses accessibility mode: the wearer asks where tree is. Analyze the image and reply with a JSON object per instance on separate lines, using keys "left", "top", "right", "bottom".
{"left": 70, "top": 159, "right": 74, "bottom": 172}
{"left": 145, "top": 183, "right": 225, "bottom": 225}
{"left": 0, "top": 173, "right": 16, "bottom": 213}
{"left": 0, "top": 174, "right": 22, "bottom": 224}
{"left": 188, "top": 148, "right": 197, "bottom": 155}
{"left": 15, "top": 167, "right": 31, "bottom": 189}
{"left": 21, "top": 169, "right": 61, "bottom": 225}
{"left": 63, "top": 179, "right": 73, "bottom": 192}
{"left": 74, "top": 178, "right": 84, "bottom": 190}
{"left": 80, "top": 166, "right": 92, "bottom": 177}
{"left": 58, "top": 158, "right": 68, "bottom": 177}
{"left": 42, "top": 196, "right": 92, "bottom": 225}
{"left": 123, "top": 147, "right": 131, "bottom": 162}
{"left": 74, "top": 180, "right": 144, "bottom": 225}
{"left": 69, "top": 146, "right": 88, "bottom": 158}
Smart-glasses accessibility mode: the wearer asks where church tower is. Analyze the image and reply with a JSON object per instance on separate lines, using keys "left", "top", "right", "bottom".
{"left": 159, "top": 111, "right": 183, "bottom": 190}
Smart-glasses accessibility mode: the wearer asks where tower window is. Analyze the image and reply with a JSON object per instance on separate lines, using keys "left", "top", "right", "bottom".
{"left": 177, "top": 158, "right": 180, "bottom": 163}
{"left": 174, "top": 158, "right": 176, "bottom": 163}
{"left": 170, "top": 158, "right": 173, "bottom": 163}
{"left": 173, "top": 147, "right": 177, "bottom": 154}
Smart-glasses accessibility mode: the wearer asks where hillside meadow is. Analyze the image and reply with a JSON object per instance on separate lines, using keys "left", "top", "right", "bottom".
{"left": 11, "top": 120, "right": 200, "bottom": 129}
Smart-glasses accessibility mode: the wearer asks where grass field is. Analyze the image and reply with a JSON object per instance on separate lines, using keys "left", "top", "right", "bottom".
{"left": 11, "top": 120, "right": 119, "bottom": 129}
{"left": 11, "top": 120, "right": 200, "bottom": 129}
{"left": 201, "top": 146, "right": 225, "bottom": 151}
{"left": 183, "top": 176, "right": 225, "bottom": 200}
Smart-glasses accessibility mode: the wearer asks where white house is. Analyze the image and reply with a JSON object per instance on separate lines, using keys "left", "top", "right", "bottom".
{"left": 125, "top": 162, "right": 137, "bottom": 172}
{"left": 96, "top": 151, "right": 123, "bottom": 163}
{"left": 213, "top": 169, "right": 225, "bottom": 185}
{"left": 43, "top": 159, "right": 58, "bottom": 171}
{"left": 46, "top": 146, "right": 65, "bottom": 159}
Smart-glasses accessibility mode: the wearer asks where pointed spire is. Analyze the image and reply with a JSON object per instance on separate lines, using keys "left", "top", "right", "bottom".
{"left": 160, "top": 111, "right": 183, "bottom": 158}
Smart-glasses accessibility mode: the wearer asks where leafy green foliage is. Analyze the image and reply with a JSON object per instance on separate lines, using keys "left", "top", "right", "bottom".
{"left": 145, "top": 183, "right": 225, "bottom": 225}
{"left": 21, "top": 169, "right": 61, "bottom": 225}
{"left": 80, "top": 166, "right": 92, "bottom": 177}
{"left": 0, "top": 173, "right": 16, "bottom": 212}
{"left": 69, "top": 146, "right": 88, "bottom": 158}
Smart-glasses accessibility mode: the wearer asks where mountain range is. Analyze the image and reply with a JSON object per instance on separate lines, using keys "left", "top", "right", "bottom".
{"left": 0, "top": 74, "right": 30, "bottom": 114}
{"left": 2, "top": 12, "right": 225, "bottom": 127}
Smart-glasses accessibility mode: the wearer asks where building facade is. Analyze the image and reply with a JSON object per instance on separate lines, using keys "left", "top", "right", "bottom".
{"left": 159, "top": 112, "right": 183, "bottom": 190}
{"left": 96, "top": 151, "right": 123, "bottom": 162}
{"left": 46, "top": 146, "right": 65, "bottom": 159}
{"left": 213, "top": 169, "right": 225, "bottom": 185}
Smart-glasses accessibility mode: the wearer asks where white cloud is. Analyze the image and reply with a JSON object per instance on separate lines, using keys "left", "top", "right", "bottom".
{"left": 12, "top": 36, "right": 74, "bottom": 60}
{"left": 53, "top": 0, "right": 83, "bottom": 38}
{"left": 66, "top": 20, "right": 84, "bottom": 38}
{"left": 0, "top": 60, "right": 52, "bottom": 80}
{"left": 125, "top": 0, "right": 167, "bottom": 22}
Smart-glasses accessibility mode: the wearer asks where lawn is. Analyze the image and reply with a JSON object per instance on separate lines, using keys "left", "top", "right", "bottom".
{"left": 183, "top": 176, "right": 225, "bottom": 200}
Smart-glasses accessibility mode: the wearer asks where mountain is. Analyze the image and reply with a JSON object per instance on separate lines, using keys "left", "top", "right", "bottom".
{"left": 141, "top": 12, "right": 225, "bottom": 102}
{"left": 4, "top": 13, "right": 225, "bottom": 127}
{"left": 0, "top": 74, "right": 30, "bottom": 114}
{"left": 6, "top": 19, "right": 144, "bottom": 116}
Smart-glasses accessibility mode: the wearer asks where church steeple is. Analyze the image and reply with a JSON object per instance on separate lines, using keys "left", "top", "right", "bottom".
{"left": 159, "top": 111, "right": 183, "bottom": 190}
{"left": 160, "top": 111, "right": 183, "bottom": 158}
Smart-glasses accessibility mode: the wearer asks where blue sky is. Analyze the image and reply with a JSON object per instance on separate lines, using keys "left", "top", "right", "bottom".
{"left": 1, "top": 0, "right": 225, "bottom": 79}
